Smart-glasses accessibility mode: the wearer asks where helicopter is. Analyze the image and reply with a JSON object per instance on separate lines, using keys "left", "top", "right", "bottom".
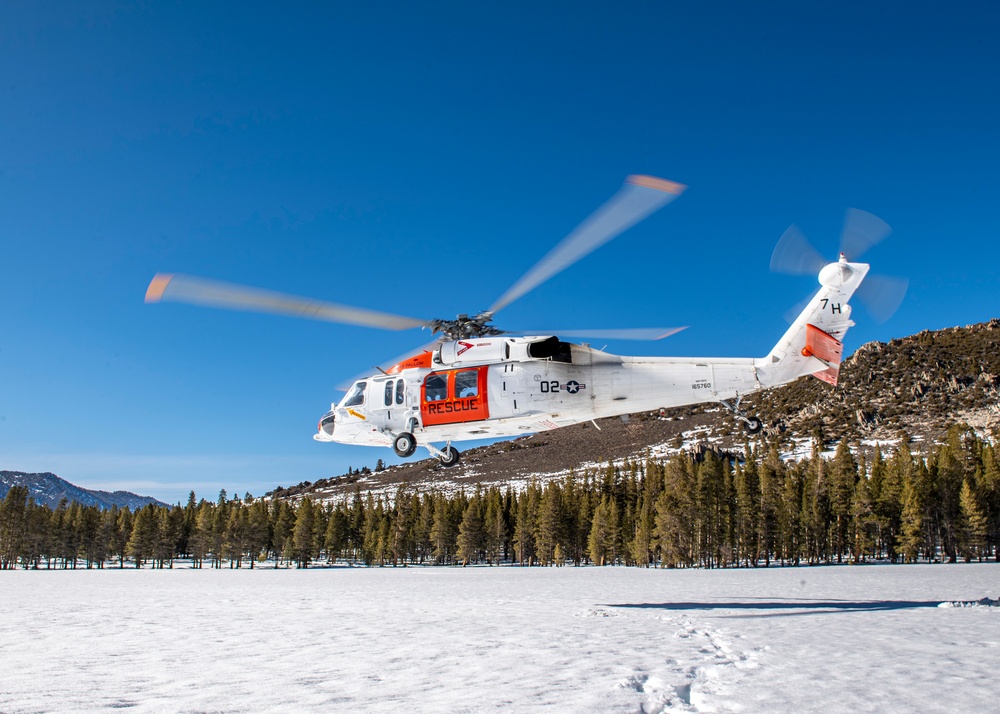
{"left": 146, "top": 175, "right": 901, "bottom": 468}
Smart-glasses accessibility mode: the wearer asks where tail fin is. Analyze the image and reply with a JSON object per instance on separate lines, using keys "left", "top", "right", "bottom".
{"left": 760, "top": 258, "right": 869, "bottom": 388}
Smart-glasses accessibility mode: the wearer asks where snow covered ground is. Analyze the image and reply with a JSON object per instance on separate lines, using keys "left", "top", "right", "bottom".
{"left": 1, "top": 564, "right": 997, "bottom": 713}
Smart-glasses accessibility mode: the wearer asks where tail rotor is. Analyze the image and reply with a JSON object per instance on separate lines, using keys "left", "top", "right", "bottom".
{"left": 770, "top": 208, "right": 907, "bottom": 324}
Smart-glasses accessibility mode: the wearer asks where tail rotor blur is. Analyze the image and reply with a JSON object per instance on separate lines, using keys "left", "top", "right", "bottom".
{"left": 770, "top": 209, "right": 907, "bottom": 324}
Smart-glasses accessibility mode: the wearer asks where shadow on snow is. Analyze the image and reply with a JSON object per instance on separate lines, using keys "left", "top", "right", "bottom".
{"left": 604, "top": 598, "right": 944, "bottom": 617}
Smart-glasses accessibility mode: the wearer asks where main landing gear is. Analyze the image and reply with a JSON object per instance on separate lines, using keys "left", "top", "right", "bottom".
{"left": 438, "top": 445, "right": 461, "bottom": 467}
{"left": 425, "top": 442, "right": 461, "bottom": 468}
{"left": 392, "top": 432, "right": 461, "bottom": 467}
{"left": 719, "top": 396, "right": 763, "bottom": 435}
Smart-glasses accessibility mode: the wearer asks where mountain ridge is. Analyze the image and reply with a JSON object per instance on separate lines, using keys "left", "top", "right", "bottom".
{"left": 0, "top": 471, "right": 168, "bottom": 510}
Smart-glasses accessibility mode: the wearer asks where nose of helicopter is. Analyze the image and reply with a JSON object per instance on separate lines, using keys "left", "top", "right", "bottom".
{"left": 317, "top": 409, "right": 336, "bottom": 437}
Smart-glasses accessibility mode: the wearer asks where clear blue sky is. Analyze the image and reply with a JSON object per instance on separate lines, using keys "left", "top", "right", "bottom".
{"left": 2, "top": 2, "right": 999, "bottom": 504}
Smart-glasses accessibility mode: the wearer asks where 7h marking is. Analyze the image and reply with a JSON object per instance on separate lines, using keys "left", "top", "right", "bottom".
{"left": 820, "top": 299, "right": 842, "bottom": 314}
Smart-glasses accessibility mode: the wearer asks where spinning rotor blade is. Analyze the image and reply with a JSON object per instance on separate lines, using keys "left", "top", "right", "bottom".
{"left": 769, "top": 225, "right": 827, "bottom": 276}
{"left": 771, "top": 209, "right": 893, "bottom": 276}
{"left": 856, "top": 274, "right": 908, "bottom": 324}
{"left": 509, "top": 327, "right": 688, "bottom": 340}
{"left": 839, "top": 208, "right": 891, "bottom": 262}
{"left": 488, "top": 175, "right": 686, "bottom": 315}
{"left": 770, "top": 208, "right": 906, "bottom": 323}
{"left": 336, "top": 340, "right": 440, "bottom": 390}
{"left": 145, "top": 273, "right": 427, "bottom": 331}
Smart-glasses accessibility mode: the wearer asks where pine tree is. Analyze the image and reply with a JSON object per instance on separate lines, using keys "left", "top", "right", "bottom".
{"left": 246, "top": 498, "right": 271, "bottom": 567}
{"left": 588, "top": 495, "right": 617, "bottom": 566}
{"left": 414, "top": 494, "right": 435, "bottom": 564}
{"left": 190, "top": 502, "right": 213, "bottom": 568}
{"left": 654, "top": 455, "right": 696, "bottom": 567}
{"left": 628, "top": 495, "right": 654, "bottom": 567}
{"left": 457, "top": 494, "right": 485, "bottom": 566}
{"left": 758, "top": 445, "right": 786, "bottom": 566}
{"left": 0, "top": 486, "right": 29, "bottom": 569}
{"left": 391, "top": 487, "right": 414, "bottom": 566}
{"left": 271, "top": 500, "right": 296, "bottom": 566}
{"left": 483, "top": 489, "right": 506, "bottom": 565}
{"left": 778, "top": 462, "right": 803, "bottom": 565}
{"left": 112, "top": 507, "right": 132, "bottom": 568}
{"left": 898, "top": 475, "right": 925, "bottom": 563}
{"left": 430, "top": 493, "right": 456, "bottom": 564}
{"left": 734, "top": 457, "right": 761, "bottom": 566}
{"left": 802, "top": 442, "right": 832, "bottom": 564}
{"left": 958, "top": 478, "right": 988, "bottom": 562}
{"left": 850, "top": 465, "right": 877, "bottom": 563}
{"left": 127, "top": 505, "right": 157, "bottom": 568}
{"left": 828, "top": 440, "right": 858, "bottom": 563}
{"left": 980, "top": 444, "right": 1000, "bottom": 561}
{"left": 535, "top": 483, "right": 565, "bottom": 566}
{"left": 513, "top": 482, "right": 540, "bottom": 566}
{"left": 292, "top": 498, "right": 316, "bottom": 568}
{"left": 325, "top": 507, "right": 348, "bottom": 563}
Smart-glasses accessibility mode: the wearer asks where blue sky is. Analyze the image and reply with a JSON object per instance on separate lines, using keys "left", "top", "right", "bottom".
{"left": 2, "top": 2, "right": 998, "bottom": 504}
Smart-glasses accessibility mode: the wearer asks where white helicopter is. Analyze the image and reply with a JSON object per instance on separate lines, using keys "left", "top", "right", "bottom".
{"left": 146, "top": 176, "right": 904, "bottom": 467}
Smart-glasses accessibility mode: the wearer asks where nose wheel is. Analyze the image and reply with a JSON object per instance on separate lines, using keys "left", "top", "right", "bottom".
{"left": 393, "top": 432, "right": 418, "bottom": 458}
{"left": 719, "top": 396, "right": 763, "bottom": 435}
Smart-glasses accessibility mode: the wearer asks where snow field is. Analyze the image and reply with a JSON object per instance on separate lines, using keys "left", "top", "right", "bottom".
{"left": 0, "top": 564, "right": 997, "bottom": 713}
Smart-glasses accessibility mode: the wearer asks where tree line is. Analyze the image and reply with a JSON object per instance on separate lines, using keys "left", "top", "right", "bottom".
{"left": 2, "top": 424, "right": 998, "bottom": 570}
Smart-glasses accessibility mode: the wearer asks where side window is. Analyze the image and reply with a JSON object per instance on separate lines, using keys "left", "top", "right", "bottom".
{"left": 455, "top": 370, "right": 479, "bottom": 399}
{"left": 384, "top": 380, "right": 393, "bottom": 407}
{"left": 344, "top": 381, "right": 366, "bottom": 407}
{"left": 424, "top": 374, "right": 448, "bottom": 402}
{"left": 395, "top": 378, "right": 405, "bottom": 405}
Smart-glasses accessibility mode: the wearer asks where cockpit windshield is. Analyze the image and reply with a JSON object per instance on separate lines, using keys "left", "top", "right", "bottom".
{"left": 343, "top": 381, "right": 366, "bottom": 407}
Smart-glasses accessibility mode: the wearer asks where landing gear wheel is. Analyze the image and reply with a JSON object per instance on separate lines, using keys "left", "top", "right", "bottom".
{"left": 393, "top": 432, "right": 417, "bottom": 458}
{"left": 743, "top": 416, "right": 763, "bottom": 435}
{"left": 438, "top": 445, "right": 461, "bottom": 468}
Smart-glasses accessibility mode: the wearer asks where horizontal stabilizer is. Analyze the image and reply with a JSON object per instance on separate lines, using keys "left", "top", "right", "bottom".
{"left": 803, "top": 324, "right": 843, "bottom": 385}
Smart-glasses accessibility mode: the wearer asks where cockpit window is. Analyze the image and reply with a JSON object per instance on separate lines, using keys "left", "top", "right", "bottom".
{"left": 384, "top": 380, "right": 394, "bottom": 406}
{"left": 344, "top": 381, "right": 366, "bottom": 407}
{"left": 424, "top": 374, "right": 448, "bottom": 402}
{"left": 455, "top": 370, "right": 479, "bottom": 398}
{"left": 395, "top": 378, "right": 405, "bottom": 405}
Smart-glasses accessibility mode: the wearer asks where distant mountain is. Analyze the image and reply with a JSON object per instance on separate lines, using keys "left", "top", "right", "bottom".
{"left": 0, "top": 471, "right": 167, "bottom": 510}
{"left": 268, "top": 319, "right": 1000, "bottom": 503}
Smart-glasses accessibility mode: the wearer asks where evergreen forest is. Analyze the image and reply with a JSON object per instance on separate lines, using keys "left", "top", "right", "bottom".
{"left": 2, "top": 425, "right": 998, "bottom": 571}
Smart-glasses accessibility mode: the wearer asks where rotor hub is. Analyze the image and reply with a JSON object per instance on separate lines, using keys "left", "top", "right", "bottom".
{"left": 428, "top": 311, "right": 505, "bottom": 340}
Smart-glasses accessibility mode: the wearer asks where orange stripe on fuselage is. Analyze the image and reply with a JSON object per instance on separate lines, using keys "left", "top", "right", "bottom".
{"left": 388, "top": 351, "right": 434, "bottom": 373}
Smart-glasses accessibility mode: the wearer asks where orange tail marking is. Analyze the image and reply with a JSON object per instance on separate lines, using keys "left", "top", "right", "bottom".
{"left": 805, "top": 324, "right": 843, "bottom": 386}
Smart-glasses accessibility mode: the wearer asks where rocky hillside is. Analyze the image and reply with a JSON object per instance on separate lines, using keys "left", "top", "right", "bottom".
{"left": 0, "top": 471, "right": 167, "bottom": 510}
{"left": 755, "top": 318, "right": 1000, "bottom": 438}
{"left": 269, "top": 320, "right": 1000, "bottom": 503}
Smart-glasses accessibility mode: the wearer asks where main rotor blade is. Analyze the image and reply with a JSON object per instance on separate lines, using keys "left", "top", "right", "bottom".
{"left": 507, "top": 327, "right": 687, "bottom": 340}
{"left": 769, "top": 224, "right": 827, "bottom": 276}
{"left": 840, "top": 208, "right": 891, "bottom": 261}
{"left": 488, "top": 175, "right": 686, "bottom": 315}
{"left": 336, "top": 340, "right": 440, "bottom": 390}
{"left": 145, "top": 273, "right": 427, "bottom": 331}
